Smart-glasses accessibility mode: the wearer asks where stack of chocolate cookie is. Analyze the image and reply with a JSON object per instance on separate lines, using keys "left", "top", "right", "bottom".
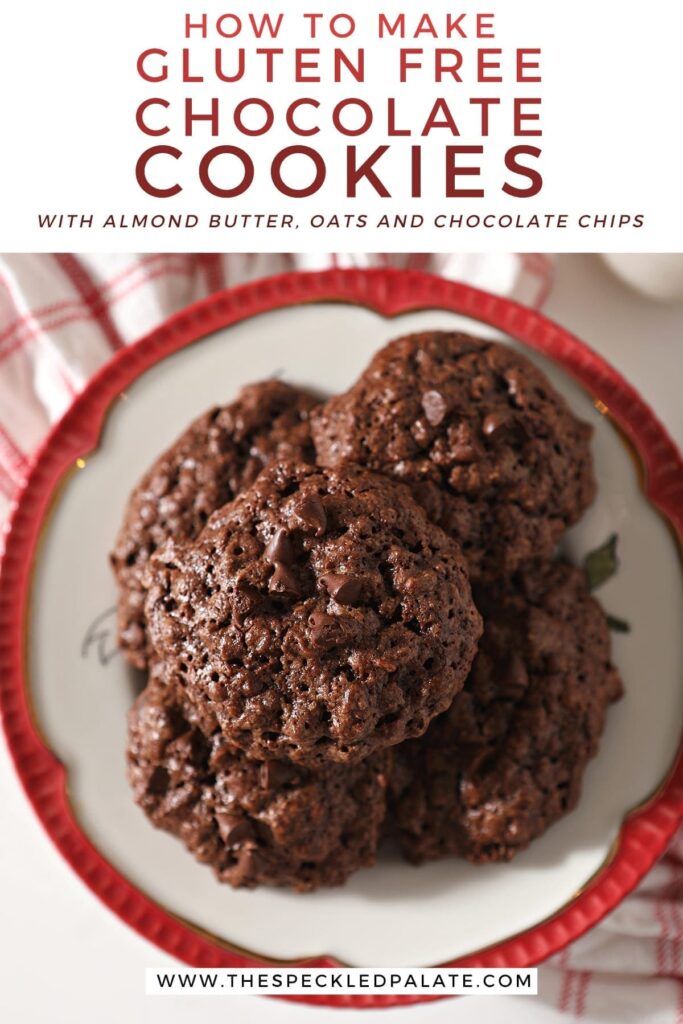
{"left": 112, "top": 332, "right": 621, "bottom": 890}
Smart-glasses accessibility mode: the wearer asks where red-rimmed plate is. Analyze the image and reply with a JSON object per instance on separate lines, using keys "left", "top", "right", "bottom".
{"left": 1, "top": 269, "right": 683, "bottom": 1009}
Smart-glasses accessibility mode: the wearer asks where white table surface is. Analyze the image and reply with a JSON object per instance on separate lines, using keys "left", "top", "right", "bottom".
{"left": 1, "top": 253, "right": 682, "bottom": 1024}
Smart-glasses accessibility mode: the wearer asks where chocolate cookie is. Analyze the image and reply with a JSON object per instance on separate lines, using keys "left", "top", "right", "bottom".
{"left": 389, "top": 562, "right": 622, "bottom": 864}
{"left": 311, "top": 332, "right": 596, "bottom": 581}
{"left": 111, "top": 380, "right": 317, "bottom": 669}
{"left": 128, "top": 676, "right": 389, "bottom": 891}
{"left": 144, "top": 460, "right": 482, "bottom": 766}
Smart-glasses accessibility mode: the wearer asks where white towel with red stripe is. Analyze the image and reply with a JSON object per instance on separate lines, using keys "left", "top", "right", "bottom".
{"left": 0, "top": 252, "right": 679, "bottom": 1023}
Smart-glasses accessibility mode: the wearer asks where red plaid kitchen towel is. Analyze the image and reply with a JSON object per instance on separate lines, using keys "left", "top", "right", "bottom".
{"left": 3, "top": 251, "right": 681, "bottom": 1022}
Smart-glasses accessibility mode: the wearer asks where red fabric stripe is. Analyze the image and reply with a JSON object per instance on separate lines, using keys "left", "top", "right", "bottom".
{"left": 0, "top": 254, "right": 195, "bottom": 349}
{"left": 197, "top": 253, "right": 225, "bottom": 294}
{"left": 406, "top": 254, "right": 434, "bottom": 272}
{"left": 655, "top": 899, "right": 673, "bottom": 975}
{"left": 574, "top": 970, "right": 592, "bottom": 1017}
{"left": 557, "top": 948, "right": 576, "bottom": 1013}
{"left": 0, "top": 456, "right": 18, "bottom": 498}
{"left": 667, "top": 862, "right": 683, "bottom": 979}
{"left": 0, "top": 299, "right": 83, "bottom": 345}
{"left": 0, "top": 262, "right": 197, "bottom": 366}
{"left": 0, "top": 425, "right": 29, "bottom": 488}
{"left": 558, "top": 970, "right": 575, "bottom": 1014}
{"left": 52, "top": 254, "right": 126, "bottom": 352}
{"left": 0, "top": 254, "right": 180, "bottom": 346}
{"left": 39, "top": 337, "right": 79, "bottom": 399}
{"left": 0, "top": 256, "right": 194, "bottom": 348}
{"left": 520, "top": 252, "right": 554, "bottom": 307}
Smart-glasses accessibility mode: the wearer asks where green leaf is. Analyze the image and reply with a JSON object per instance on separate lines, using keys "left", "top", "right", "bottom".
{"left": 584, "top": 534, "right": 619, "bottom": 592}
{"left": 606, "top": 613, "right": 631, "bottom": 634}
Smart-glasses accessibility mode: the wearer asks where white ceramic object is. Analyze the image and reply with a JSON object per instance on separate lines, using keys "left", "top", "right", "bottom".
{"left": 602, "top": 254, "right": 683, "bottom": 303}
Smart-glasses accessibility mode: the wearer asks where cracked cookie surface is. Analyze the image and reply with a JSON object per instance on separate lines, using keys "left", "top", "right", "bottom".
{"left": 389, "top": 561, "right": 622, "bottom": 863}
{"left": 128, "top": 675, "right": 389, "bottom": 890}
{"left": 312, "top": 332, "right": 596, "bottom": 581}
{"left": 111, "top": 380, "right": 317, "bottom": 669}
{"left": 144, "top": 460, "right": 482, "bottom": 766}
